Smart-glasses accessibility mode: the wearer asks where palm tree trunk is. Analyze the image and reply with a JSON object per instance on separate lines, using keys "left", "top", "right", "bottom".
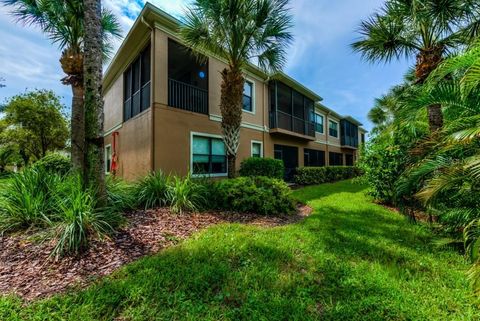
{"left": 427, "top": 104, "right": 443, "bottom": 132}
{"left": 84, "top": 0, "right": 106, "bottom": 200}
{"left": 70, "top": 83, "right": 85, "bottom": 175}
{"left": 416, "top": 49, "right": 444, "bottom": 132}
{"left": 220, "top": 67, "right": 244, "bottom": 178}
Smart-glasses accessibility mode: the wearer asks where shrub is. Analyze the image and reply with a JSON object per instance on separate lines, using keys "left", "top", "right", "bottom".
{"left": 0, "top": 168, "right": 124, "bottom": 257}
{"left": 106, "top": 176, "right": 136, "bottom": 212}
{"left": 52, "top": 175, "right": 123, "bottom": 257}
{"left": 134, "top": 171, "right": 170, "bottom": 209}
{"left": 0, "top": 168, "right": 58, "bottom": 233}
{"left": 294, "top": 166, "right": 361, "bottom": 185}
{"left": 239, "top": 157, "right": 284, "bottom": 179}
{"left": 215, "top": 176, "right": 295, "bottom": 215}
{"left": 32, "top": 153, "right": 71, "bottom": 175}
{"left": 167, "top": 174, "right": 206, "bottom": 214}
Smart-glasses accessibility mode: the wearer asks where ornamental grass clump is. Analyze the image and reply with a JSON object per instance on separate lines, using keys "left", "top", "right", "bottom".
{"left": 167, "top": 174, "right": 206, "bottom": 214}
{"left": 0, "top": 167, "right": 58, "bottom": 233}
{"left": 134, "top": 171, "right": 170, "bottom": 209}
{"left": 51, "top": 175, "right": 123, "bottom": 258}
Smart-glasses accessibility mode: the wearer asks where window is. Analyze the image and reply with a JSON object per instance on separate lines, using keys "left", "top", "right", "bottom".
{"left": 329, "top": 152, "right": 343, "bottom": 166}
{"left": 243, "top": 81, "right": 254, "bottom": 112}
{"left": 192, "top": 134, "right": 227, "bottom": 175}
{"left": 361, "top": 133, "right": 365, "bottom": 144}
{"left": 251, "top": 141, "right": 263, "bottom": 158}
{"left": 329, "top": 120, "right": 338, "bottom": 137}
{"left": 345, "top": 154, "right": 354, "bottom": 166}
{"left": 304, "top": 148, "right": 325, "bottom": 167}
{"left": 105, "top": 145, "right": 112, "bottom": 174}
{"left": 314, "top": 113, "right": 324, "bottom": 133}
{"left": 124, "top": 43, "right": 151, "bottom": 122}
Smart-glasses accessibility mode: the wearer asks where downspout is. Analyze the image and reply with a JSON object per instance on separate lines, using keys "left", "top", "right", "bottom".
{"left": 141, "top": 17, "right": 155, "bottom": 172}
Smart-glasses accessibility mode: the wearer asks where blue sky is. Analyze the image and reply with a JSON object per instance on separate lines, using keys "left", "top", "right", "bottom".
{"left": 0, "top": 0, "right": 412, "bottom": 131}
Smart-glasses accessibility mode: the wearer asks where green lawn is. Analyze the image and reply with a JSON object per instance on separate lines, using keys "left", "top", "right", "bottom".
{"left": 1, "top": 180, "right": 478, "bottom": 320}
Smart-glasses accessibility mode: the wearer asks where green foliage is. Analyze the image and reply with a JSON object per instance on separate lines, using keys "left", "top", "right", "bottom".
{"left": 51, "top": 175, "right": 123, "bottom": 258}
{"left": 294, "top": 166, "right": 361, "bottom": 185}
{"left": 134, "top": 171, "right": 170, "bottom": 210}
{"left": 239, "top": 157, "right": 284, "bottom": 179}
{"left": 31, "top": 153, "right": 71, "bottom": 175}
{"left": 0, "top": 181, "right": 476, "bottom": 320}
{"left": 0, "top": 90, "right": 69, "bottom": 164}
{"left": 0, "top": 168, "right": 125, "bottom": 256}
{"left": 215, "top": 176, "right": 295, "bottom": 215}
{"left": 0, "top": 168, "right": 57, "bottom": 232}
{"left": 167, "top": 175, "right": 206, "bottom": 214}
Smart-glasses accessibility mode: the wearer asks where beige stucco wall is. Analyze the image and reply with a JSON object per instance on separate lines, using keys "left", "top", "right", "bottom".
{"left": 105, "top": 110, "right": 152, "bottom": 181}
{"left": 104, "top": 74, "right": 123, "bottom": 132}
{"left": 153, "top": 103, "right": 264, "bottom": 176}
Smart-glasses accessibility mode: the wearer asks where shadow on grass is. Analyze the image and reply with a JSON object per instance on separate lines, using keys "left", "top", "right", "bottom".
{"left": 3, "top": 181, "right": 475, "bottom": 321}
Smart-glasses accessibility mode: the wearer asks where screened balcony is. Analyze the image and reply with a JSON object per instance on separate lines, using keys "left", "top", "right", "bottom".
{"left": 340, "top": 119, "right": 359, "bottom": 148}
{"left": 168, "top": 39, "right": 208, "bottom": 115}
{"left": 269, "top": 81, "right": 315, "bottom": 140}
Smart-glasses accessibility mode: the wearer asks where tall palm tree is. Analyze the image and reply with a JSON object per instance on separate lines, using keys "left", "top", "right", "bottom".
{"left": 181, "top": 0, "right": 293, "bottom": 178}
{"left": 2, "top": 0, "right": 121, "bottom": 178}
{"left": 352, "top": 0, "right": 480, "bottom": 132}
{"left": 84, "top": 0, "right": 106, "bottom": 199}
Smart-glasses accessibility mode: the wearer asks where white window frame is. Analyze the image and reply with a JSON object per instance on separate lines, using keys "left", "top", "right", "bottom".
{"left": 329, "top": 120, "right": 339, "bottom": 138}
{"left": 315, "top": 113, "right": 324, "bottom": 133}
{"left": 190, "top": 131, "right": 228, "bottom": 177}
{"left": 242, "top": 77, "right": 256, "bottom": 115}
{"left": 104, "top": 144, "right": 112, "bottom": 174}
{"left": 251, "top": 140, "right": 263, "bottom": 158}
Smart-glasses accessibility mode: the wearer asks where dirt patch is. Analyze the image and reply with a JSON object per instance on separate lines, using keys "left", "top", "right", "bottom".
{"left": 0, "top": 205, "right": 311, "bottom": 301}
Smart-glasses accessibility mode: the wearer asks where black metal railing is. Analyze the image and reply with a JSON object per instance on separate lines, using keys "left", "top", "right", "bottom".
{"left": 168, "top": 78, "right": 208, "bottom": 115}
{"left": 270, "top": 110, "right": 315, "bottom": 137}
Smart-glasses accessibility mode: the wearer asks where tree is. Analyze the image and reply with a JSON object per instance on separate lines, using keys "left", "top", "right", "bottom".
{"left": 0, "top": 90, "right": 69, "bottom": 164}
{"left": 352, "top": 0, "right": 480, "bottom": 132}
{"left": 83, "top": 0, "right": 106, "bottom": 199}
{"left": 2, "top": 0, "right": 121, "bottom": 176}
{"left": 181, "top": 0, "right": 293, "bottom": 178}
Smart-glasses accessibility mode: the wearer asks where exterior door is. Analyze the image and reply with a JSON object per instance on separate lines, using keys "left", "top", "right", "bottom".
{"left": 274, "top": 144, "right": 298, "bottom": 181}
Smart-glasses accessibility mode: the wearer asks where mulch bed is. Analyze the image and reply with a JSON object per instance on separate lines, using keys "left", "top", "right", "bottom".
{"left": 0, "top": 205, "right": 312, "bottom": 301}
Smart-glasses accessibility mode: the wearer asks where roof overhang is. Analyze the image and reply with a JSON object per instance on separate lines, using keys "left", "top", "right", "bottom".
{"left": 271, "top": 72, "right": 322, "bottom": 102}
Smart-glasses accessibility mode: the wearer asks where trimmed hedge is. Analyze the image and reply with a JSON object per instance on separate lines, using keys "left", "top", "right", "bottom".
{"left": 32, "top": 153, "right": 71, "bottom": 175}
{"left": 214, "top": 176, "right": 295, "bottom": 215}
{"left": 294, "top": 166, "right": 361, "bottom": 185}
{"left": 239, "top": 157, "right": 284, "bottom": 179}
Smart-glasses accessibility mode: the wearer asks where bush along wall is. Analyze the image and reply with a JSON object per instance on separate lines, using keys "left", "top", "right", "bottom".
{"left": 294, "top": 166, "right": 361, "bottom": 185}
{"left": 214, "top": 176, "right": 296, "bottom": 215}
{"left": 239, "top": 157, "right": 284, "bottom": 179}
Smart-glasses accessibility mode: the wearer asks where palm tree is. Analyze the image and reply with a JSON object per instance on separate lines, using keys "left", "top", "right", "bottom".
{"left": 84, "top": 0, "right": 106, "bottom": 199}
{"left": 2, "top": 0, "right": 121, "bottom": 178}
{"left": 352, "top": 0, "right": 480, "bottom": 132}
{"left": 181, "top": 0, "right": 293, "bottom": 178}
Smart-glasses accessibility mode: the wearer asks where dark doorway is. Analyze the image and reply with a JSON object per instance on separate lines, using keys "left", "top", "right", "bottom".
{"left": 274, "top": 144, "right": 298, "bottom": 181}
{"left": 345, "top": 154, "right": 354, "bottom": 166}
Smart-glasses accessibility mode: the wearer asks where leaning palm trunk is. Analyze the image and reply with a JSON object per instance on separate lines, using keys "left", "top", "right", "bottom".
{"left": 60, "top": 49, "right": 85, "bottom": 175}
{"left": 220, "top": 67, "right": 244, "bottom": 178}
{"left": 83, "top": 0, "right": 106, "bottom": 200}
{"left": 416, "top": 48, "right": 444, "bottom": 132}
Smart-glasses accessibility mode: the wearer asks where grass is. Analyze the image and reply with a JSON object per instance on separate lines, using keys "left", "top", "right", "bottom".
{"left": 0, "top": 180, "right": 478, "bottom": 320}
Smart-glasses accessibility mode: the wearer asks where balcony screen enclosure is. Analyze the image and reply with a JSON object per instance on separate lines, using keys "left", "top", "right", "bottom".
{"left": 304, "top": 148, "right": 325, "bottom": 167}
{"left": 168, "top": 40, "right": 208, "bottom": 114}
{"left": 124, "top": 43, "right": 151, "bottom": 121}
{"left": 269, "top": 81, "right": 315, "bottom": 137}
{"left": 274, "top": 144, "right": 298, "bottom": 180}
{"left": 340, "top": 119, "right": 359, "bottom": 148}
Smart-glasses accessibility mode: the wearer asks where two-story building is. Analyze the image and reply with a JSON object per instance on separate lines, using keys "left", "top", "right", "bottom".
{"left": 103, "top": 3, "right": 367, "bottom": 180}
